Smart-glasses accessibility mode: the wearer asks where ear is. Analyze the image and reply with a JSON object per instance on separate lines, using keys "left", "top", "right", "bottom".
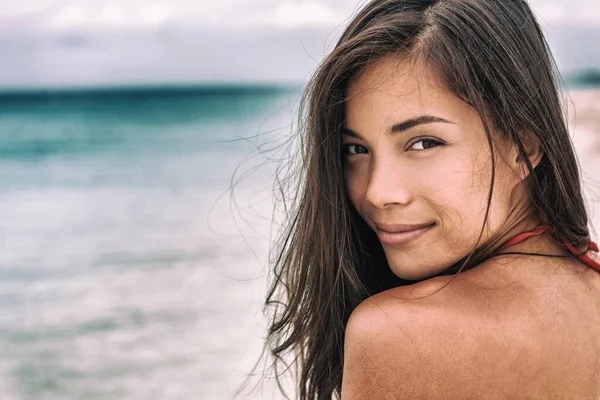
{"left": 512, "top": 132, "right": 543, "bottom": 180}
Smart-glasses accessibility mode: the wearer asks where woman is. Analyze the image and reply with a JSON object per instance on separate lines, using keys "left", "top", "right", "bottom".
{"left": 259, "top": 0, "right": 600, "bottom": 398}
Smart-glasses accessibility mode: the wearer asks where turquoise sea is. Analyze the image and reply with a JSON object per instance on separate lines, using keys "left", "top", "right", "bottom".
{"left": 0, "top": 85, "right": 300, "bottom": 399}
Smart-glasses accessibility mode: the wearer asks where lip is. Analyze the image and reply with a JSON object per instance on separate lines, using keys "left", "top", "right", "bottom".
{"left": 375, "top": 222, "right": 435, "bottom": 246}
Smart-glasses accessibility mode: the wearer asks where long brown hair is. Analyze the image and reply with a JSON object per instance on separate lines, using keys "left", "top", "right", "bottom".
{"left": 256, "top": 0, "right": 591, "bottom": 398}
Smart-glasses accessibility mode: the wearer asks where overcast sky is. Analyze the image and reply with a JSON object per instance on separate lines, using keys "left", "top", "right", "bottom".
{"left": 0, "top": 0, "right": 598, "bottom": 87}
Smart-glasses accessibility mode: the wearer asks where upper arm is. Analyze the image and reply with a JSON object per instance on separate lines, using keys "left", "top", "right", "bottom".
{"left": 340, "top": 295, "right": 531, "bottom": 399}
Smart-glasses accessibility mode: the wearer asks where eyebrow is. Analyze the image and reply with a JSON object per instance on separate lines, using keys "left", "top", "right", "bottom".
{"left": 342, "top": 115, "right": 455, "bottom": 138}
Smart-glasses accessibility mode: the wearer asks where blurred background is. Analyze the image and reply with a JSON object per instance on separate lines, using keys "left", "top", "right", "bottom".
{"left": 0, "top": 1, "right": 598, "bottom": 399}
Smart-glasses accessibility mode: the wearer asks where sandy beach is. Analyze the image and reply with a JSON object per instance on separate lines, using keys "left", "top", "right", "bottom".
{"left": 567, "top": 89, "right": 600, "bottom": 235}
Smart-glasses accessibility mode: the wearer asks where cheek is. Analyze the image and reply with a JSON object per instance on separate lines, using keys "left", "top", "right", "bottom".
{"left": 427, "top": 156, "right": 492, "bottom": 227}
{"left": 344, "top": 169, "right": 362, "bottom": 213}
{"left": 343, "top": 162, "right": 368, "bottom": 208}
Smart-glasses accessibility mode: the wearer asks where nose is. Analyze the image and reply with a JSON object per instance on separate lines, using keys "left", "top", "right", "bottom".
{"left": 365, "top": 160, "right": 412, "bottom": 209}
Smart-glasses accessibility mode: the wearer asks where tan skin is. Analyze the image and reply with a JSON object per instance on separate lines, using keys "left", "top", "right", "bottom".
{"left": 340, "top": 56, "right": 600, "bottom": 399}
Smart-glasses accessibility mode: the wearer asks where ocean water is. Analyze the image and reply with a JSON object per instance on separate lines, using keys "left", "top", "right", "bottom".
{"left": 0, "top": 85, "right": 299, "bottom": 400}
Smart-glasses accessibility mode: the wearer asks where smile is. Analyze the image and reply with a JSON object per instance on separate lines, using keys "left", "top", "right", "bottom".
{"left": 375, "top": 223, "right": 435, "bottom": 246}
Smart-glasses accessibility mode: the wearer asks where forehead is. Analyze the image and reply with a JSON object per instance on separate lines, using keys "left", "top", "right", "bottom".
{"left": 345, "top": 55, "right": 478, "bottom": 129}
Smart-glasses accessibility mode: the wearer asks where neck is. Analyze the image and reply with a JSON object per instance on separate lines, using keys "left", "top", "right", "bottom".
{"left": 487, "top": 180, "right": 550, "bottom": 255}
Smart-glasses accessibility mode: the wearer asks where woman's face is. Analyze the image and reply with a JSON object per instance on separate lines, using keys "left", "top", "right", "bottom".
{"left": 343, "top": 56, "right": 523, "bottom": 281}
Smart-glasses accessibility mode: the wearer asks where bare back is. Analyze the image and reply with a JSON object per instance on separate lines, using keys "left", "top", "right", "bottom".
{"left": 453, "top": 257, "right": 600, "bottom": 399}
{"left": 380, "top": 253, "right": 600, "bottom": 398}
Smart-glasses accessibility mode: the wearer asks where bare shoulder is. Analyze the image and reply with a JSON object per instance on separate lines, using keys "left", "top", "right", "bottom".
{"left": 341, "top": 271, "right": 600, "bottom": 399}
{"left": 341, "top": 277, "right": 514, "bottom": 398}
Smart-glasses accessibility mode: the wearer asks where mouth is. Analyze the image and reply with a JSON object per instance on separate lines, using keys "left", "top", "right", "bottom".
{"left": 375, "top": 223, "right": 435, "bottom": 246}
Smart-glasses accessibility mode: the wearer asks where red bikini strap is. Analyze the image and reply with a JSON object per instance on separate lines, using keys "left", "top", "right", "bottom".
{"left": 497, "top": 225, "right": 547, "bottom": 252}
{"left": 561, "top": 240, "right": 600, "bottom": 271}
{"left": 496, "top": 224, "right": 600, "bottom": 272}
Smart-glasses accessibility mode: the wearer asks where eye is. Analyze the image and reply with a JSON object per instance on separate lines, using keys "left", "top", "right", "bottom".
{"left": 343, "top": 144, "right": 369, "bottom": 156}
{"left": 409, "top": 138, "right": 443, "bottom": 151}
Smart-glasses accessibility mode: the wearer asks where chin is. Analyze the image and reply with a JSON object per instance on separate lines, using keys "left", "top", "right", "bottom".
{"left": 388, "top": 261, "right": 440, "bottom": 282}
{"left": 386, "top": 253, "right": 444, "bottom": 281}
